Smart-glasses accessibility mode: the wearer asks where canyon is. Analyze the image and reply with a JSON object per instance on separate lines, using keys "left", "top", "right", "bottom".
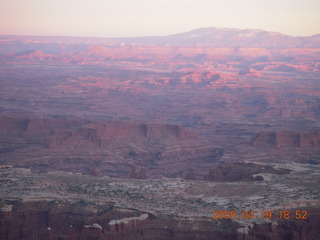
{"left": 0, "top": 165, "right": 319, "bottom": 240}
{"left": 0, "top": 27, "right": 319, "bottom": 239}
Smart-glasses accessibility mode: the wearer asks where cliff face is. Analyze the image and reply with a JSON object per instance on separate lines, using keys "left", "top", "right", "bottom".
{"left": 1, "top": 201, "right": 319, "bottom": 240}
{"left": 0, "top": 117, "right": 196, "bottom": 149}
{"left": 0, "top": 116, "right": 224, "bottom": 179}
{"left": 0, "top": 118, "right": 30, "bottom": 138}
{"left": 0, "top": 201, "right": 238, "bottom": 240}
{"left": 0, "top": 201, "right": 146, "bottom": 240}
{"left": 251, "top": 130, "right": 320, "bottom": 147}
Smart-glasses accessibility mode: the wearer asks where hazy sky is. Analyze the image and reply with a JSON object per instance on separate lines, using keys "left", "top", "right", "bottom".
{"left": 1, "top": 0, "right": 319, "bottom": 37}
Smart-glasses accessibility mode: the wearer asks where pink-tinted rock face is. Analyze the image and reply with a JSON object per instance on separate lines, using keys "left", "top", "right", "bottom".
{"left": 0, "top": 116, "right": 220, "bottom": 178}
{"left": 11, "top": 44, "right": 313, "bottom": 64}
{"left": 81, "top": 46, "right": 272, "bottom": 60}
{"left": 251, "top": 130, "right": 320, "bottom": 147}
{"left": 0, "top": 117, "right": 196, "bottom": 148}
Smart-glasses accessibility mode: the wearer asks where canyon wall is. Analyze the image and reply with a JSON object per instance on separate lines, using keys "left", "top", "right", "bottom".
{"left": 251, "top": 130, "right": 320, "bottom": 147}
{"left": 0, "top": 201, "right": 238, "bottom": 240}
{"left": 1, "top": 201, "right": 319, "bottom": 240}
{"left": 241, "top": 209, "right": 320, "bottom": 240}
{"left": 0, "top": 116, "right": 224, "bottom": 179}
{"left": 0, "top": 117, "right": 196, "bottom": 148}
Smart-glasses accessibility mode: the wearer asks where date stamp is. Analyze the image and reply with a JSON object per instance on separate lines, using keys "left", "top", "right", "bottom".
{"left": 211, "top": 210, "right": 308, "bottom": 220}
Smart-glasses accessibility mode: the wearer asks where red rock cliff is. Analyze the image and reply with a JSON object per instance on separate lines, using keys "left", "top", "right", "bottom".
{"left": 251, "top": 130, "right": 320, "bottom": 147}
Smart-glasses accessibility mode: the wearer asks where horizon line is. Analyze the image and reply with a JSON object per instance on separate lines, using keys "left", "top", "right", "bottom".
{"left": 1, "top": 26, "right": 319, "bottom": 39}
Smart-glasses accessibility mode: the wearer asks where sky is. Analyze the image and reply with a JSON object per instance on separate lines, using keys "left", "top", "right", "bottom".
{"left": 0, "top": 0, "right": 319, "bottom": 37}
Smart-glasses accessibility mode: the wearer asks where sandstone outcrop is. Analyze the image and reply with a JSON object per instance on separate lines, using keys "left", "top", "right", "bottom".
{"left": 0, "top": 115, "right": 225, "bottom": 179}
{"left": 0, "top": 117, "right": 196, "bottom": 148}
{"left": 251, "top": 130, "right": 320, "bottom": 147}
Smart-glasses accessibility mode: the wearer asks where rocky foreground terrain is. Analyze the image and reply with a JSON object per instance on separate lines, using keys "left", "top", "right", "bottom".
{"left": 0, "top": 28, "right": 320, "bottom": 239}
{"left": 0, "top": 162, "right": 320, "bottom": 240}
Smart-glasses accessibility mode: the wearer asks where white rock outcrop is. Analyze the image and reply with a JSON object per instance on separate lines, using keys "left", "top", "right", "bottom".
{"left": 109, "top": 213, "right": 148, "bottom": 226}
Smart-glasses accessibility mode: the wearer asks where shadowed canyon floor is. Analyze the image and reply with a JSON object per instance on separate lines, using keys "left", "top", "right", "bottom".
{"left": 0, "top": 29, "right": 320, "bottom": 239}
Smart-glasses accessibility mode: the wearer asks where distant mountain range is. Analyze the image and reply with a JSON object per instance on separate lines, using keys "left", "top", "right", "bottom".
{"left": 109, "top": 27, "right": 320, "bottom": 48}
{"left": 0, "top": 27, "right": 319, "bottom": 54}
{"left": 163, "top": 27, "right": 320, "bottom": 48}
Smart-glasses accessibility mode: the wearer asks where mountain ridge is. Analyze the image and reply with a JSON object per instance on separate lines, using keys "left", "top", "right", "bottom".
{"left": 1, "top": 27, "right": 319, "bottom": 50}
